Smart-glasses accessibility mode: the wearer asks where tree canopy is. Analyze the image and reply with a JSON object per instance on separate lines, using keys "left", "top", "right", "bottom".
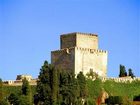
{"left": 36, "top": 61, "right": 58, "bottom": 105}
{"left": 119, "top": 65, "right": 127, "bottom": 77}
{"left": 128, "top": 68, "right": 135, "bottom": 78}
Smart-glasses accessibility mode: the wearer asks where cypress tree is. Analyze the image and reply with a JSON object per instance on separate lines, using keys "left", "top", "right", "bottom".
{"left": 128, "top": 68, "right": 135, "bottom": 78}
{"left": 50, "top": 65, "right": 58, "bottom": 105}
{"left": 36, "top": 61, "right": 58, "bottom": 105}
{"left": 119, "top": 65, "right": 127, "bottom": 77}
{"left": 22, "top": 78, "right": 30, "bottom": 95}
{"left": 77, "top": 72, "right": 88, "bottom": 99}
{"left": 21, "top": 78, "right": 32, "bottom": 104}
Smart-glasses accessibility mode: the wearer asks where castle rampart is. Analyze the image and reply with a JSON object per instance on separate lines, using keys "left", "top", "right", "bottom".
{"left": 51, "top": 32, "right": 108, "bottom": 77}
{"left": 3, "top": 75, "right": 37, "bottom": 86}
{"left": 101, "top": 77, "right": 140, "bottom": 83}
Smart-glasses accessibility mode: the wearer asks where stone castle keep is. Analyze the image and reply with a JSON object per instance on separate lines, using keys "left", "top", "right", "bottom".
{"left": 51, "top": 32, "right": 108, "bottom": 77}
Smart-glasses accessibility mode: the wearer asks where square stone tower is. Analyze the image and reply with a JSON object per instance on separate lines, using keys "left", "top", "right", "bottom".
{"left": 51, "top": 32, "right": 108, "bottom": 77}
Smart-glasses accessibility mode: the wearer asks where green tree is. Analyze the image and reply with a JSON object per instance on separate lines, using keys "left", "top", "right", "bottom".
{"left": 119, "top": 65, "right": 127, "bottom": 77}
{"left": 33, "top": 93, "right": 40, "bottom": 105}
{"left": 8, "top": 93, "right": 19, "bottom": 105}
{"left": 77, "top": 72, "right": 88, "bottom": 99}
{"left": 8, "top": 79, "right": 33, "bottom": 105}
{"left": 128, "top": 68, "right": 135, "bottom": 78}
{"left": 36, "top": 61, "right": 58, "bottom": 105}
{"left": 18, "top": 95, "right": 31, "bottom": 105}
{"left": 0, "top": 78, "right": 2, "bottom": 102}
{"left": 0, "top": 78, "right": 8, "bottom": 105}
{"left": 86, "top": 69, "right": 98, "bottom": 79}
{"left": 0, "top": 99, "right": 9, "bottom": 105}
{"left": 59, "top": 72, "right": 80, "bottom": 105}
{"left": 22, "top": 79, "right": 30, "bottom": 95}
{"left": 133, "top": 94, "right": 140, "bottom": 101}
{"left": 87, "top": 78, "right": 103, "bottom": 100}
{"left": 50, "top": 64, "right": 58, "bottom": 105}
{"left": 21, "top": 78, "right": 32, "bottom": 104}
{"left": 105, "top": 96, "right": 123, "bottom": 104}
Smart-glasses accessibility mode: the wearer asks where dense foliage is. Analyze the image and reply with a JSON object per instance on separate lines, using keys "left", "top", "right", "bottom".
{"left": 133, "top": 94, "right": 140, "bottom": 101}
{"left": 105, "top": 96, "right": 123, "bottom": 104}
{"left": 0, "top": 62, "right": 140, "bottom": 105}
{"left": 7, "top": 78, "right": 32, "bottom": 105}
{"left": 35, "top": 61, "right": 58, "bottom": 105}
{"left": 119, "top": 65, "right": 127, "bottom": 77}
{"left": 35, "top": 61, "right": 88, "bottom": 105}
{"left": 1, "top": 78, "right": 140, "bottom": 105}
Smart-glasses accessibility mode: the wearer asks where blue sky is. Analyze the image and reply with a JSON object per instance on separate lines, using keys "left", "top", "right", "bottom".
{"left": 0, "top": 0, "right": 139, "bottom": 80}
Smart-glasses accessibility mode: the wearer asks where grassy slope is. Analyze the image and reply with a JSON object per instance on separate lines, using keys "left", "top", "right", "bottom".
{"left": 103, "top": 80, "right": 140, "bottom": 100}
{"left": 2, "top": 85, "right": 36, "bottom": 98}
{"left": 87, "top": 79, "right": 140, "bottom": 101}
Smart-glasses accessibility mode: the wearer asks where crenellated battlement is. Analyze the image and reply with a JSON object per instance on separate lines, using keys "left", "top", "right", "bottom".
{"left": 61, "top": 32, "right": 98, "bottom": 37}
{"left": 52, "top": 47, "right": 107, "bottom": 54}
{"left": 101, "top": 77, "right": 140, "bottom": 83}
{"left": 51, "top": 49, "right": 66, "bottom": 53}
{"left": 51, "top": 47, "right": 75, "bottom": 54}
{"left": 75, "top": 47, "right": 107, "bottom": 54}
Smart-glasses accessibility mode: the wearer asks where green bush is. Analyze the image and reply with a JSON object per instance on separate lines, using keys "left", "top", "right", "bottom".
{"left": 0, "top": 99, "right": 9, "bottom": 105}
{"left": 133, "top": 94, "right": 140, "bottom": 101}
{"left": 105, "top": 96, "right": 123, "bottom": 104}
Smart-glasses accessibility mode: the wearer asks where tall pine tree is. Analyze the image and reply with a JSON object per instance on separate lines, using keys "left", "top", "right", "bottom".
{"left": 36, "top": 61, "right": 58, "bottom": 105}
{"left": 77, "top": 72, "right": 88, "bottom": 99}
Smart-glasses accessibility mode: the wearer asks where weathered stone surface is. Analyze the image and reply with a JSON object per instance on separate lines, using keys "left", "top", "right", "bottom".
{"left": 51, "top": 48, "right": 75, "bottom": 73}
{"left": 51, "top": 32, "right": 107, "bottom": 77}
{"left": 75, "top": 47, "right": 107, "bottom": 76}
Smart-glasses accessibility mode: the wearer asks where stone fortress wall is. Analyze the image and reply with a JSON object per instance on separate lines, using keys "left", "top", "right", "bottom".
{"left": 3, "top": 75, "right": 37, "bottom": 86}
{"left": 3, "top": 75, "right": 140, "bottom": 86}
{"left": 51, "top": 32, "right": 107, "bottom": 77}
{"left": 75, "top": 47, "right": 107, "bottom": 76}
{"left": 51, "top": 47, "right": 75, "bottom": 73}
{"left": 101, "top": 76, "right": 140, "bottom": 83}
{"left": 3, "top": 79, "right": 37, "bottom": 86}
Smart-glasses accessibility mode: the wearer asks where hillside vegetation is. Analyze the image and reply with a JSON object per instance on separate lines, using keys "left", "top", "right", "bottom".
{"left": 1, "top": 61, "right": 140, "bottom": 105}
{"left": 2, "top": 85, "right": 36, "bottom": 98}
{"left": 103, "top": 80, "right": 140, "bottom": 99}
{"left": 2, "top": 79, "right": 140, "bottom": 104}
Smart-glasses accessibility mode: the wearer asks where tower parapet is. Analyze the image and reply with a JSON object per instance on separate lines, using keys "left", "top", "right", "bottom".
{"left": 60, "top": 32, "right": 98, "bottom": 49}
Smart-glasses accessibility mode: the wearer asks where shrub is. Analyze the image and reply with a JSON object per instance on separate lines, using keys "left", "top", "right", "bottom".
{"left": 105, "top": 96, "right": 123, "bottom": 104}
